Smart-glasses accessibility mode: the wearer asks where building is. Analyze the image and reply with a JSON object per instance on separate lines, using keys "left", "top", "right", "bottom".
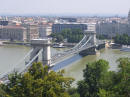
{"left": 0, "top": 21, "right": 8, "bottom": 26}
{"left": 39, "top": 24, "right": 52, "bottom": 38}
{"left": 23, "top": 24, "right": 39, "bottom": 41}
{"left": 0, "top": 25, "right": 27, "bottom": 41}
{"left": 96, "top": 10, "right": 130, "bottom": 38}
{"left": 59, "top": 18, "right": 77, "bottom": 22}
{"left": 87, "top": 23, "right": 96, "bottom": 31}
{"left": 52, "top": 23, "right": 87, "bottom": 33}
{"left": 45, "top": 26, "right": 52, "bottom": 36}
{"left": 96, "top": 22, "right": 128, "bottom": 38}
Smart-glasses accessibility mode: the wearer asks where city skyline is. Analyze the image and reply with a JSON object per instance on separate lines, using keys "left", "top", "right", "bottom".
{"left": 0, "top": 0, "right": 130, "bottom": 16}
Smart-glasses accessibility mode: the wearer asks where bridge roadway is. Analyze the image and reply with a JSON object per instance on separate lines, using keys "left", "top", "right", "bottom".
{"left": 51, "top": 39, "right": 104, "bottom": 66}
{"left": 51, "top": 35, "right": 92, "bottom": 65}
{"left": 0, "top": 34, "right": 105, "bottom": 84}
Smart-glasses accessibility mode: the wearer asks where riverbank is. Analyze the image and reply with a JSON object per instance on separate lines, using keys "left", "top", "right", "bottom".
{"left": 110, "top": 43, "right": 130, "bottom": 52}
{"left": 3, "top": 41, "right": 76, "bottom": 48}
{"left": 3, "top": 41, "right": 30, "bottom": 46}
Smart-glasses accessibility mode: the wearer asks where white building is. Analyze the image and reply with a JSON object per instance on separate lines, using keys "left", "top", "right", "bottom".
{"left": 39, "top": 24, "right": 52, "bottom": 38}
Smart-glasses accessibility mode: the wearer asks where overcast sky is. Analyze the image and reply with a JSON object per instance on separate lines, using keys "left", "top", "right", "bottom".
{"left": 0, "top": 0, "right": 130, "bottom": 16}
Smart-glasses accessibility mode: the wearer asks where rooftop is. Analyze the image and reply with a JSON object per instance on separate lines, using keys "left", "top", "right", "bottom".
{"left": 0, "top": 25, "right": 26, "bottom": 29}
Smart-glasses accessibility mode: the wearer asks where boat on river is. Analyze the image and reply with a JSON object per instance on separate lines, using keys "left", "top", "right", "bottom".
{"left": 52, "top": 43, "right": 66, "bottom": 48}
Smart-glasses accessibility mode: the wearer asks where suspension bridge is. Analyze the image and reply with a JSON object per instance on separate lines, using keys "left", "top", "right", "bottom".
{"left": 0, "top": 25, "right": 105, "bottom": 84}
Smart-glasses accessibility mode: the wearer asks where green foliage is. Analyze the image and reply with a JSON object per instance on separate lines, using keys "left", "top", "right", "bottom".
{"left": 77, "top": 58, "right": 130, "bottom": 97}
{"left": 2, "top": 62, "right": 74, "bottom": 97}
{"left": 98, "top": 89, "right": 116, "bottom": 97}
{"left": 114, "top": 58, "right": 130, "bottom": 97}
{"left": 114, "top": 34, "right": 130, "bottom": 45}
{"left": 77, "top": 59, "right": 109, "bottom": 97}
{"left": 1, "top": 58, "right": 130, "bottom": 97}
{"left": 50, "top": 29, "right": 83, "bottom": 43}
{"left": 67, "top": 88, "right": 80, "bottom": 97}
{"left": 96, "top": 35, "right": 109, "bottom": 40}
{"left": 0, "top": 85, "right": 7, "bottom": 97}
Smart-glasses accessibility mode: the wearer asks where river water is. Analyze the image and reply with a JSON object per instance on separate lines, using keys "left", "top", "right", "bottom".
{"left": 63, "top": 48, "right": 130, "bottom": 86}
{"left": 0, "top": 44, "right": 130, "bottom": 86}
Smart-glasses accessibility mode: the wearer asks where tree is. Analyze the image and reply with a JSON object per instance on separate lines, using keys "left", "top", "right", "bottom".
{"left": 113, "top": 58, "right": 130, "bottom": 97}
{"left": 114, "top": 34, "right": 120, "bottom": 44}
{"left": 50, "top": 28, "right": 83, "bottom": 43}
{"left": 67, "top": 88, "right": 80, "bottom": 97}
{"left": 3, "top": 62, "right": 74, "bottom": 97}
{"left": 114, "top": 34, "right": 130, "bottom": 45}
{"left": 0, "top": 86, "right": 7, "bottom": 97}
{"left": 56, "top": 34, "right": 64, "bottom": 42}
{"left": 77, "top": 58, "right": 130, "bottom": 97}
{"left": 98, "top": 89, "right": 116, "bottom": 97}
{"left": 77, "top": 59, "right": 109, "bottom": 97}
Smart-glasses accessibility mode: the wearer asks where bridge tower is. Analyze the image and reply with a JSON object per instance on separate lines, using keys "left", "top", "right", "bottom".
{"left": 84, "top": 24, "right": 96, "bottom": 46}
{"left": 30, "top": 38, "right": 51, "bottom": 65}
{"left": 79, "top": 24, "right": 97, "bottom": 56}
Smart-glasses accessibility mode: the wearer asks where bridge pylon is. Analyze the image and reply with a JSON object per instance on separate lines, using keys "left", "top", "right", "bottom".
{"left": 84, "top": 29, "right": 96, "bottom": 46}
{"left": 30, "top": 38, "right": 51, "bottom": 65}
{"left": 78, "top": 24, "right": 98, "bottom": 56}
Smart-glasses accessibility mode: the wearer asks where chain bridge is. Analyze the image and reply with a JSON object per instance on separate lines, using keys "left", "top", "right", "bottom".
{"left": 0, "top": 26, "right": 105, "bottom": 84}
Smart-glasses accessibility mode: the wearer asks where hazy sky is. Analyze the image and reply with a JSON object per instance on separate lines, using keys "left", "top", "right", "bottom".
{"left": 0, "top": 0, "right": 130, "bottom": 16}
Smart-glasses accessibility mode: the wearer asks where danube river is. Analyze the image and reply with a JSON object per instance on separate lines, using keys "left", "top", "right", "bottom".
{"left": 0, "top": 44, "right": 130, "bottom": 85}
